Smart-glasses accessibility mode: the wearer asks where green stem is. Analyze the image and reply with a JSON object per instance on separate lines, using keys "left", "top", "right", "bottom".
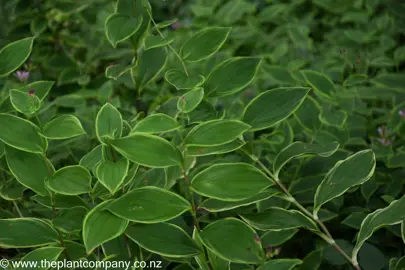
{"left": 34, "top": 113, "right": 42, "bottom": 128}
{"left": 182, "top": 170, "right": 200, "bottom": 231}
{"left": 50, "top": 192, "right": 71, "bottom": 260}
{"left": 244, "top": 152, "right": 361, "bottom": 270}
{"left": 145, "top": 9, "right": 189, "bottom": 76}
{"left": 1, "top": 170, "right": 7, "bottom": 186}
{"left": 139, "top": 247, "right": 144, "bottom": 270}
{"left": 13, "top": 201, "right": 23, "bottom": 218}
{"left": 182, "top": 161, "right": 214, "bottom": 269}
{"left": 66, "top": 147, "right": 79, "bottom": 164}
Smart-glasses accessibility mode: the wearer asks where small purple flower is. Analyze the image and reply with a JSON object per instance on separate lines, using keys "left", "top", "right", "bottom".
{"left": 274, "top": 247, "right": 281, "bottom": 255}
{"left": 28, "top": 89, "right": 35, "bottom": 95}
{"left": 14, "top": 70, "right": 29, "bottom": 82}
{"left": 377, "top": 126, "right": 391, "bottom": 137}
{"left": 253, "top": 233, "right": 260, "bottom": 244}
{"left": 266, "top": 246, "right": 273, "bottom": 258}
{"left": 170, "top": 21, "right": 183, "bottom": 30}
{"left": 377, "top": 127, "right": 383, "bottom": 136}
{"left": 244, "top": 88, "right": 254, "bottom": 96}
{"left": 378, "top": 138, "right": 392, "bottom": 146}
{"left": 398, "top": 109, "right": 405, "bottom": 119}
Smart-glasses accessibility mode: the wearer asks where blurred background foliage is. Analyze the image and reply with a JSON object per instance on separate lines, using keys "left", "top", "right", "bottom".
{"left": 1, "top": 0, "right": 405, "bottom": 269}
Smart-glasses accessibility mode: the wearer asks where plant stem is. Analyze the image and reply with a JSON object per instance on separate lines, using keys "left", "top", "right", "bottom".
{"left": 182, "top": 170, "right": 200, "bottom": 231}
{"left": 244, "top": 152, "right": 361, "bottom": 270}
{"left": 34, "top": 113, "right": 42, "bottom": 128}
{"left": 44, "top": 155, "right": 70, "bottom": 260}
{"left": 12, "top": 201, "right": 23, "bottom": 217}
{"left": 1, "top": 170, "right": 7, "bottom": 186}
{"left": 50, "top": 192, "right": 70, "bottom": 260}
{"left": 145, "top": 9, "right": 189, "bottom": 76}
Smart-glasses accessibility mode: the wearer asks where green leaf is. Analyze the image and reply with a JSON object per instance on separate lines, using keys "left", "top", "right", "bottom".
{"left": 258, "top": 4, "right": 286, "bottom": 21}
{"left": 294, "top": 95, "right": 322, "bottom": 131}
{"left": 96, "top": 103, "right": 123, "bottom": 144}
{"left": 184, "top": 119, "right": 250, "bottom": 147}
{"left": 14, "top": 247, "right": 64, "bottom": 270}
{"left": 0, "top": 37, "right": 34, "bottom": 77}
{"left": 0, "top": 218, "right": 59, "bottom": 248}
{"left": 206, "top": 57, "right": 262, "bottom": 97}
{"left": 0, "top": 95, "right": 15, "bottom": 113}
{"left": 83, "top": 200, "right": 129, "bottom": 254}
{"left": 16, "top": 81, "right": 54, "bottom": 102}
{"left": 135, "top": 46, "right": 167, "bottom": 90}
{"left": 314, "top": 150, "right": 376, "bottom": 218}
{"left": 5, "top": 146, "right": 53, "bottom": 196}
{"left": 79, "top": 145, "right": 103, "bottom": 175}
{"left": 199, "top": 188, "right": 280, "bottom": 212}
{"left": 187, "top": 139, "right": 245, "bottom": 157}
{"left": 371, "top": 73, "right": 405, "bottom": 90}
{"left": 242, "top": 87, "right": 310, "bottom": 131}
{"left": 241, "top": 207, "right": 318, "bottom": 231}
{"left": 180, "top": 27, "right": 231, "bottom": 62}
{"left": 344, "top": 29, "right": 372, "bottom": 44}
{"left": 53, "top": 207, "right": 87, "bottom": 233}
{"left": 264, "top": 65, "right": 296, "bottom": 86}
{"left": 257, "top": 259, "right": 303, "bottom": 270}
{"left": 53, "top": 94, "right": 85, "bottom": 108}
{"left": 105, "top": 13, "right": 143, "bottom": 48}
{"left": 57, "top": 68, "right": 81, "bottom": 86}
{"left": 0, "top": 113, "right": 47, "bottom": 153}
{"left": 261, "top": 229, "right": 298, "bottom": 247}
{"left": 107, "top": 186, "right": 191, "bottom": 223}
{"left": 301, "top": 70, "right": 336, "bottom": 99}
{"left": 117, "top": 0, "right": 150, "bottom": 46}
{"left": 177, "top": 87, "right": 204, "bottom": 113}
{"left": 187, "top": 100, "right": 220, "bottom": 123}
{"left": 0, "top": 179, "right": 26, "bottom": 201}
{"left": 132, "top": 167, "right": 167, "bottom": 188}
{"left": 165, "top": 70, "right": 205, "bottom": 90}
{"left": 199, "top": 218, "right": 263, "bottom": 264}
{"left": 126, "top": 223, "right": 201, "bottom": 257}
{"left": 41, "top": 115, "right": 86, "bottom": 140}
{"left": 133, "top": 113, "right": 180, "bottom": 133}
{"left": 352, "top": 194, "right": 405, "bottom": 265}
{"left": 191, "top": 163, "right": 273, "bottom": 201}
{"left": 10, "top": 89, "right": 41, "bottom": 115}
{"left": 193, "top": 229, "right": 211, "bottom": 270}
{"left": 297, "top": 249, "right": 323, "bottom": 270}
{"left": 32, "top": 194, "right": 88, "bottom": 209}
{"left": 144, "top": 35, "right": 174, "bottom": 50}
{"left": 47, "top": 165, "right": 92, "bottom": 196}
{"left": 105, "top": 63, "right": 136, "bottom": 80}
{"left": 96, "top": 157, "right": 129, "bottom": 194}
{"left": 116, "top": 0, "right": 135, "bottom": 15}
{"left": 216, "top": 0, "right": 256, "bottom": 25}
{"left": 357, "top": 243, "right": 387, "bottom": 270}
{"left": 319, "top": 107, "right": 348, "bottom": 128}
{"left": 273, "top": 141, "right": 340, "bottom": 178}
{"left": 154, "top": 18, "right": 178, "bottom": 29}
{"left": 342, "top": 212, "right": 368, "bottom": 229}
{"left": 324, "top": 239, "right": 353, "bottom": 266}
{"left": 343, "top": 74, "right": 368, "bottom": 87}
{"left": 109, "top": 133, "right": 182, "bottom": 167}
{"left": 387, "top": 153, "right": 405, "bottom": 168}
{"left": 395, "top": 256, "right": 405, "bottom": 270}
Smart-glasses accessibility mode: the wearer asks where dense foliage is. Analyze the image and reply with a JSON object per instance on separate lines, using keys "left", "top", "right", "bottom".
{"left": 1, "top": 0, "right": 405, "bottom": 269}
